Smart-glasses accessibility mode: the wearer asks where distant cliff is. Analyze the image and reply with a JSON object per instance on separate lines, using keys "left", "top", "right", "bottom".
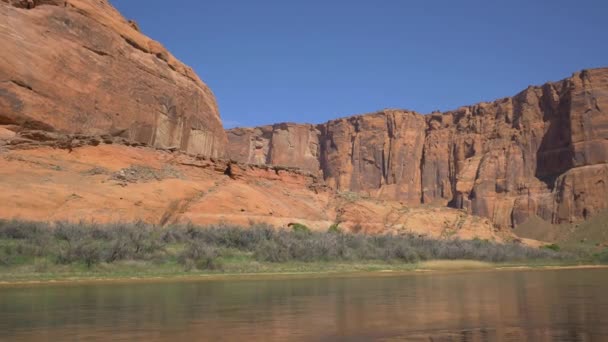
{"left": 227, "top": 68, "right": 608, "bottom": 228}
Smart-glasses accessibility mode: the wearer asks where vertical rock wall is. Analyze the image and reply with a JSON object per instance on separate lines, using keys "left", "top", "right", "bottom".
{"left": 227, "top": 68, "right": 608, "bottom": 228}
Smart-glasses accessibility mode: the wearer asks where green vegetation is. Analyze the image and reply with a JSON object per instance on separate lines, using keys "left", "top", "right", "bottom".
{"left": 594, "top": 249, "right": 608, "bottom": 263}
{"left": 543, "top": 244, "right": 561, "bottom": 252}
{"left": 0, "top": 219, "right": 597, "bottom": 283}
{"left": 514, "top": 211, "right": 608, "bottom": 249}
{"left": 288, "top": 223, "right": 311, "bottom": 234}
{"left": 327, "top": 223, "right": 342, "bottom": 234}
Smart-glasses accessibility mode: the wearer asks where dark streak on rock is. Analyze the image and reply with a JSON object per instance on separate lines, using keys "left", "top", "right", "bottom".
{"left": 82, "top": 45, "right": 111, "bottom": 57}
{"left": 11, "top": 80, "right": 33, "bottom": 91}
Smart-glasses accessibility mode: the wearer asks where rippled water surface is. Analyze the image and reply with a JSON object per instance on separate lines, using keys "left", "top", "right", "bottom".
{"left": 1, "top": 269, "right": 607, "bottom": 341}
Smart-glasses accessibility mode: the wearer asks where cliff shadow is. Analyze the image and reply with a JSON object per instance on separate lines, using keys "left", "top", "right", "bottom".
{"left": 534, "top": 93, "right": 574, "bottom": 189}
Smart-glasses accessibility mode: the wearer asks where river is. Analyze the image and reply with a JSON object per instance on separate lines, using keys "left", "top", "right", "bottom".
{"left": 1, "top": 268, "right": 607, "bottom": 341}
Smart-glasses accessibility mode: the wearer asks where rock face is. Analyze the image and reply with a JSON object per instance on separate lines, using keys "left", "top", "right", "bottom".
{"left": 227, "top": 123, "right": 321, "bottom": 174}
{"left": 0, "top": 135, "right": 506, "bottom": 242}
{"left": 319, "top": 111, "right": 426, "bottom": 205}
{"left": 227, "top": 68, "right": 608, "bottom": 228}
{"left": 0, "top": 0, "right": 226, "bottom": 157}
{"left": 227, "top": 111, "right": 427, "bottom": 204}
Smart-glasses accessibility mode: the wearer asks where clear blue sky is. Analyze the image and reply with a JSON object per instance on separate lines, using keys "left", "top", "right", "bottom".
{"left": 111, "top": 0, "right": 607, "bottom": 128}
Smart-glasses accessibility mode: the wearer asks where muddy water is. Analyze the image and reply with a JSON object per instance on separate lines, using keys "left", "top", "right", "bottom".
{"left": 1, "top": 269, "right": 607, "bottom": 341}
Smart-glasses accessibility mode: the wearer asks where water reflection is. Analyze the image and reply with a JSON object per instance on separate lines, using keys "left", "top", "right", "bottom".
{"left": 0, "top": 269, "right": 607, "bottom": 341}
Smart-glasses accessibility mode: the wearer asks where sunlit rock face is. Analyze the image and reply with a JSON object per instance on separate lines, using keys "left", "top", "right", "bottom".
{"left": 227, "top": 123, "right": 321, "bottom": 174}
{"left": 0, "top": 0, "right": 227, "bottom": 157}
{"left": 227, "top": 68, "right": 608, "bottom": 228}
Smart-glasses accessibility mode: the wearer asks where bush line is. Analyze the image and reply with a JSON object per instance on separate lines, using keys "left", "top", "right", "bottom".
{"left": 0, "top": 220, "right": 582, "bottom": 271}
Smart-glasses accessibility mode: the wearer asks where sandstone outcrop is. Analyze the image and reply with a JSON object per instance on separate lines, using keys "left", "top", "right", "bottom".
{"left": 1, "top": 0, "right": 603, "bottom": 239}
{"left": 227, "top": 123, "right": 321, "bottom": 174}
{"left": 227, "top": 68, "right": 608, "bottom": 228}
{"left": 319, "top": 111, "right": 426, "bottom": 205}
{"left": 0, "top": 0, "right": 506, "bottom": 242}
{"left": 0, "top": 0, "right": 226, "bottom": 157}
{"left": 0, "top": 131, "right": 506, "bottom": 242}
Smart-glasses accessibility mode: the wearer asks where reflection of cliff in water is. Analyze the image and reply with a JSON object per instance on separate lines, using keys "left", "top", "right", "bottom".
{"left": 1, "top": 269, "right": 607, "bottom": 341}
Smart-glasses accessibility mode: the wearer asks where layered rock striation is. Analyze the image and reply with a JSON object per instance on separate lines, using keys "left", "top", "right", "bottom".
{"left": 0, "top": 130, "right": 506, "bottom": 242}
{"left": 0, "top": 0, "right": 226, "bottom": 157}
{"left": 228, "top": 68, "right": 608, "bottom": 228}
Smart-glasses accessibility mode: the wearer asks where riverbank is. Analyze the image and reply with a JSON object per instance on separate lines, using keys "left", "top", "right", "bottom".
{"left": 1, "top": 220, "right": 604, "bottom": 287}
{"left": 2, "top": 260, "right": 607, "bottom": 288}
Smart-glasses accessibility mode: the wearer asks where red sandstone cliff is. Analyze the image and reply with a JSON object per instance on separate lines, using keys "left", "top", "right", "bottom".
{"left": 227, "top": 68, "right": 608, "bottom": 228}
{"left": 0, "top": 0, "right": 604, "bottom": 237}
{"left": 0, "top": 131, "right": 508, "bottom": 242}
{"left": 0, "top": 0, "right": 226, "bottom": 157}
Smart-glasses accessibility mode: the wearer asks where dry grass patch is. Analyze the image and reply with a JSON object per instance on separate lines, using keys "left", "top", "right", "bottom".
{"left": 418, "top": 260, "right": 493, "bottom": 270}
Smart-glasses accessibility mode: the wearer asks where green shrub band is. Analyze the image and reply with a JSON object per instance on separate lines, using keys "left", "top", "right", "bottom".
{"left": 0, "top": 220, "right": 577, "bottom": 270}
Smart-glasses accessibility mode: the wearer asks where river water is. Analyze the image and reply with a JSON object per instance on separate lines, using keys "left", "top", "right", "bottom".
{"left": 1, "top": 268, "right": 607, "bottom": 341}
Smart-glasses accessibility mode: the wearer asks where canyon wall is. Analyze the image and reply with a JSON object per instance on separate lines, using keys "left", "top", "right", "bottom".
{"left": 228, "top": 68, "right": 608, "bottom": 228}
{"left": 227, "top": 123, "right": 321, "bottom": 174}
{"left": 0, "top": 134, "right": 506, "bottom": 242}
{"left": 0, "top": 0, "right": 226, "bottom": 157}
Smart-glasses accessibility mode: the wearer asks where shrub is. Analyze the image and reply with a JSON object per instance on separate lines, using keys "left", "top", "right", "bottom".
{"left": 327, "top": 223, "right": 342, "bottom": 234}
{"left": 0, "top": 220, "right": 49, "bottom": 241}
{"left": 72, "top": 238, "right": 104, "bottom": 268}
{"left": 595, "top": 249, "right": 608, "bottom": 264}
{"left": 0, "top": 248, "right": 12, "bottom": 266}
{"left": 178, "top": 242, "right": 222, "bottom": 271}
{"left": 104, "top": 236, "right": 132, "bottom": 262}
{"left": 0, "top": 220, "right": 570, "bottom": 269}
{"left": 289, "top": 223, "right": 311, "bottom": 234}
{"left": 384, "top": 242, "right": 419, "bottom": 263}
{"left": 254, "top": 240, "right": 290, "bottom": 263}
{"left": 195, "top": 256, "right": 222, "bottom": 271}
{"left": 543, "top": 244, "right": 561, "bottom": 252}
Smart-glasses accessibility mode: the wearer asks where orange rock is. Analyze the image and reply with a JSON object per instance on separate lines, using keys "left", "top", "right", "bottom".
{"left": 0, "top": 141, "right": 508, "bottom": 241}
{"left": 228, "top": 111, "right": 427, "bottom": 205}
{"left": 227, "top": 68, "right": 608, "bottom": 228}
{"left": 0, "top": 0, "right": 226, "bottom": 157}
{"left": 0, "top": 126, "right": 16, "bottom": 140}
{"left": 227, "top": 123, "right": 321, "bottom": 174}
{"left": 1, "top": 0, "right": 605, "bottom": 238}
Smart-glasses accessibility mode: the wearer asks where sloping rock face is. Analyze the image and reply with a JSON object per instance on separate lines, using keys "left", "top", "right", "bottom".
{"left": 0, "top": 132, "right": 506, "bottom": 242}
{"left": 0, "top": 0, "right": 226, "bottom": 157}
{"left": 227, "top": 68, "right": 608, "bottom": 228}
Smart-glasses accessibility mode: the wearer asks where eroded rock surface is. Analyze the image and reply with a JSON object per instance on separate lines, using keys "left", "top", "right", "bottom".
{"left": 0, "top": 137, "right": 506, "bottom": 242}
{"left": 0, "top": 0, "right": 226, "bottom": 157}
{"left": 227, "top": 68, "right": 608, "bottom": 228}
{"left": 227, "top": 123, "right": 321, "bottom": 174}
{"left": 0, "top": 0, "right": 541, "bottom": 243}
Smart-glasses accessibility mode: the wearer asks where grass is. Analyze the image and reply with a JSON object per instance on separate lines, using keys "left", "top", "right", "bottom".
{"left": 514, "top": 211, "right": 608, "bottom": 249}
{"left": 0, "top": 255, "right": 422, "bottom": 283}
{"left": 418, "top": 260, "right": 494, "bottom": 270}
{"left": 0, "top": 219, "right": 600, "bottom": 283}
